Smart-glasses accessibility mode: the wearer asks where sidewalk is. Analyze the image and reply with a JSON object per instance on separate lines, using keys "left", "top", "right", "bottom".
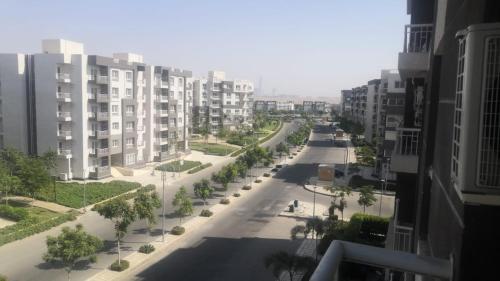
{"left": 279, "top": 239, "right": 317, "bottom": 281}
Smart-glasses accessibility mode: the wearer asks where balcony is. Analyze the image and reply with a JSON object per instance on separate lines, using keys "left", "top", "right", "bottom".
{"left": 56, "top": 73, "right": 71, "bottom": 83}
{"left": 159, "top": 137, "right": 168, "bottom": 144}
{"left": 390, "top": 128, "right": 420, "bottom": 174}
{"left": 398, "top": 24, "right": 433, "bottom": 80}
{"left": 96, "top": 94, "right": 109, "bottom": 103}
{"left": 89, "top": 166, "right": 111, "bottom": 179}
{"left": 88, "top": 111, "right": 96, "bottom": 119}
{"left": 96, "top": 130, "right": 109, "bottom": 138}
{"left": 156, "top": 110, "right": 168, "bottom": 117}
{"left": 125, "top": 127, "right": 135, "bottom": 133}
{"left": 159, "top": 95, "right": 169, "bottom": 102}
{"left": 96, "top": 75, "right": 109, "bottom": 84}
{"left": 88, "top": 130, "right": 95, "bottom": 137}
{"left": 136, "top": 125, "right": 144, "bottom": 131}
{"left": 57, "top": 148, "right": 72, "bottom": 158}
{"left": 56, "top": 92, "right": 72, "bottom": 102}
{"left": 57, "top": 130, "right": 72, "bottom": 140}
{"left": 159, "top": 123, "right": 169, "bottom": 130}
{"left": 57, "top": 111, "right": 72, "bottom": 121}
{"left": 96, "top": 148, "right": 109, "bottom": 157}
{"left": 97, "top": 112, "right": 109, "bottom": 121}
{"left": 125, "top": 111, "right": 135, "bottom": 117}
{"left": 88, "top": 92, "right": 96, "bottom": 100}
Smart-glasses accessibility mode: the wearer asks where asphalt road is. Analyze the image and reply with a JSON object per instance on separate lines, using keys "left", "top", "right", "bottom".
{"left": 0, "top": 121, "right": 299, "bottom": 281}
{"left": 121, "top": 123, "right": 395, "bottom": 281}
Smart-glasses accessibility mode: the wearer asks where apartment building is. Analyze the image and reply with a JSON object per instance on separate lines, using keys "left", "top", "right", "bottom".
{"left": 253, "top": 100, "right": 277, "bottom": 112}
{"left": 363, "top": 79, "right": 381, "bottom": 143}
{"left": 340, "top": 89, "right": 353, "bottom": 117}
{"left": 0, "top": 39, "right": 192, "bottom": 180}
{"left": 302, "top": 101, "right": 326, "bottom": 114}
{"left": 277, "top": 101, "right": 295, "bottom": 111}
{"left": 193, "top": 71, "right": 253, "bottom": 134}
{"left": 312, "top": 0, "right": 500, "bottom": 280}
{"left": 350, "top": 86, "right": 368, "bottom": 124}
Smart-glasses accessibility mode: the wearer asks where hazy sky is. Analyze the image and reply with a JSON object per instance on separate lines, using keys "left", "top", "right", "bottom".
{"left": 0, "top": 0, "right": 408, "bottom": 98}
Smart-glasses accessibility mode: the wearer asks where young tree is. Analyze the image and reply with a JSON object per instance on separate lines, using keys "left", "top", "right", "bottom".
{"left": 234, "top": 159, "right": 248, "bottom": 182}
{"left": 193, "top": 179, "right": 214, "bottom": 205}
{"left": 0, "top": 147, "right": 25, "bottom": 176}
{"left": 324, "top": 185, "right": 352, "bottom": 217}
{"left": 133, "top": 190, "right": 161, "bottom": 234}
{"left": 94, "top": 198, "right": 136, "bottom": 266}
{"left": 43, "top": 224, "right": 102, "bottom": 281}
{"left": 264, "top": 251, "right": 315, "bottom": 281}
{"left": 172, "top": 186, "right": 193, "bottom": 223}
{"left": 199, "top": 127, "right": 209, "bottom": 144}
{"left": 19, "top": 157, "right": 51, "bottom": 203}
{"left": 275, "top": 142, "right": 289, "bottom": 160}
{"left": 0, "top": 163, "right": 21, "bottom": 205}
{"left": 211, "top": 165, "right": 236, "bottom": 198}
{"left": 41, "top": 149, "right": 58, "bottom": 202}
{"left": 357, "top": 185, "right": 376, "bottom": 213}
{"left": 336, "top": 197, "right": 348, "bottom": 221}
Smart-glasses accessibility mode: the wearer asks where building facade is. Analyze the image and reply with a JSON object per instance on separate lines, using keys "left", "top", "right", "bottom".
{"left": 0, "top": 39, "right": 192, "bottom": 180}
{"left": 193, "top": 71, "right": 253, "bottom": 134}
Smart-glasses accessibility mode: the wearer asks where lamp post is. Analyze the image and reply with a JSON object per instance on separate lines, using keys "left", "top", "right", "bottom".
{"left": 161, "top": 170, "right": 166, "bottom": 242}
{"left": 82, "top": 168, "right": 87, "bottom": 213}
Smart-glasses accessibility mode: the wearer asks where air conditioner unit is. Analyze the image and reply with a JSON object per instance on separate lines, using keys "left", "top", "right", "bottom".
{"left": 452, "top": 23, "right": 500, "bottom": 198}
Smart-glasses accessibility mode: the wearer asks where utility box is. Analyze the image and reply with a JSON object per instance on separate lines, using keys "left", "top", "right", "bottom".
{"left": 318, "top": 164, "right": 335, "bottom": 181}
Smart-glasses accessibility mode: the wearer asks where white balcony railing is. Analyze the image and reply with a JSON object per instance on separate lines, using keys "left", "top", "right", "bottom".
{"left": 96, "top": 75, "right": 109, "bottom": 84}
{"left": 396, "top": 128, "right": 420, "bottom": 155}
{"left": 403, "top": 24, "right": 433, "bottom": 53}
{"left": 57, "top": 92, "right": 72, "bottom": 100}
{"left": 57, "top": 130, "right": 72, "bottom": 137}
{"left": 96, "top": 130, "right": 109, "bottom": 137}
{"left": 97, "top": 112, "right": 108, "bottom": 119}
{"left": 57, "top": 149, "right": 72, "bottom": 156}
{"left": 56, "top": 73, "right": 71, "bottom": 81}
{"left": 97, "top": 94, "right": 109, "bottom": 102}
{"left": 97, "top": 148, "right": 109, "bottom": 156}
{"left": 57, "top": 111, "right": 71, "bottom": 118}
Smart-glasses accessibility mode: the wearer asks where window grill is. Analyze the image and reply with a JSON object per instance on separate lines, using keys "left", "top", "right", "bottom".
{"left": 478, "top": 37, "right": 500, "bottom": 188}
{"left": 452, "top": 38, "right": 466, "bottom": 179}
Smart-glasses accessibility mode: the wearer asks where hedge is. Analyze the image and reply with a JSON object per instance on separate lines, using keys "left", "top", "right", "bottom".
{"left": 187, "top": 163, "right": 213, "bottom": 174}
{"left": 347, "top": 213, "right": 389, "bottom": 246}
{"left": 0, "top": 205, "right": 29, "bottom": 221}
{"left": 0, "top": 211, "right": 78, "bottom": 246}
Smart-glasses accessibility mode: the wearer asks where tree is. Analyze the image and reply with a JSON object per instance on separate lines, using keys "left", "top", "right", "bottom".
{"left": 357, "top": 185, "right": 376, "bottom": 213}
{"left": 264, "top": 251, "right": 315, "bottom": 281}
{"left": 193, "top": 179, "right": 214, "bottom": 205}
{"left": 0, "top": 147, "right": 25, "bottom": 176}
{"left": 94, "top": 197, "right": 136, "bottom": 266}
{"left": 172, "top": 186, "right": 193, "bottom": 223}
{"left": 0, "top": 163, "right": 21, "bottom": 205}
{"left": 275, "top": 142, "right": 289, "bottom": 160}
{"left": 335, "top": 197, "right": 348, "bottom": 221}
{"left": 199, "top": 127, "right": 209, "bottom": 144}
{"left": 41, "top": 149, "right": 58, "bottom": 202}
{"left": 324, "top": 185, "right": 352, "bottom": 218}
{"left": 133, "top": 190, "right": 161, "bottom": 234}
{"left": 19, "top": 157, "right": 51, "bottom": 203}
{"left": 211, "top": 165, "right": 236, "bottom": 198}
{"left": 290, "top": 225, "right": 307, "bottom": 240}
{"left": 306, "top": 217, "right": 325, "bottom": 240}
{"left": 43, "top": 224, "right": 102, "bottom": 281}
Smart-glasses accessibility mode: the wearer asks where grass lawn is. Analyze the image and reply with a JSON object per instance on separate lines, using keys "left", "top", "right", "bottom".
{"left": 155, "top": 160, "right": 201, "bottom": 172}
{"left": 36, "top": 180, "right": 141, "bottom": 209}
{"left": 190, "top": 142, "right": 237, "bottom": 156}
{"left": 6, "top": 200, "right": 60, "bottom": 220}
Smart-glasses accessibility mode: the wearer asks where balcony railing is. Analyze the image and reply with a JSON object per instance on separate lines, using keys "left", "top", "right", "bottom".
{"left": 97, "top": 148, "right": 109, "bottom": 156}
{"left": 56, "top": 73, "right": 71, "bottom": 81}
{"left": 396, "top": 128, "right": 420, "bottom": 155}
{"left": 57, "top": 92, "right": 72, "bottom": 101}
{"left": 57, "top": 130, "right": 72, "bottom": 137}
{"left": 96, "top": 75, "right": 109, "bottom": 84}
{"left": 88, "top": 93, "right": 96, "bottom": 100}
{"left": 57, "top": 149, "right": 72, "bottom": 156}
{"left": 97, "top": 94, "right": 109, "bottom": 103}
{"left": 97, "top": 112, "right": 108, "bottom": 120}
{"left": 403, "top": 24, "right": 433, "bottom": 53}
{"left": 57, "top": 111, "right": 71, "bottom": 118}
{"left": 96, "top": 130, "right": 109, "bottom": 138}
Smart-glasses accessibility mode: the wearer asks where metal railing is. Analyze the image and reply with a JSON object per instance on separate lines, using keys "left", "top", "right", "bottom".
{"left": 57, "top": 149, "right": 72, "bottom": 156}
{"left": 396, "top": 128, "right": 420, "bottom": 155}
{"left": 97, "top": 112, "right": 108, "bottom": 119}
{"left": 57, "top": 111, "right": 71, "bottom": 118}
{"left": 403, "top": 24, "right": 433, "bottom": 53}
{"left": 394, "top": 225, "right": 413, "bottom": 252}
{"left": 56, "top": 73, "right": 71, "bottom": 81}
{"left": 96, "top": 130, "right": 109, "bottom": 137}
{"left": 96, "top": 75, "right": 109, "bottom": 84}
{"left": 57, "top": 130, "right": 72, "bottom": 137}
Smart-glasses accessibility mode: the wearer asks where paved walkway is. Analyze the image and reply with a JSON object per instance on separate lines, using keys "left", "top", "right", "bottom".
{"left": 4, "top": 196, "right": 73, "bottom": 213}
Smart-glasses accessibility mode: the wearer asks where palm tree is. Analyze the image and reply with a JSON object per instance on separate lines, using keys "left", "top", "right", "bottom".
{"left": 264, "top": 251, "right": 315, "bottom": 281}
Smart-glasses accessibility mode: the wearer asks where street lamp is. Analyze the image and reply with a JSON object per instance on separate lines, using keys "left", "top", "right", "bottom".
{"left": 82, "top": 168, "right": 87, "bottom": 213}
{"left": 161, "top": 170, "right": 167, "bottom": 242}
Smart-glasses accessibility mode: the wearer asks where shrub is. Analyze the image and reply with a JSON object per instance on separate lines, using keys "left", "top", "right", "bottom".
{"left": 292, "top": 152, "right": 298, "bottom": 156}
{"left": 289, "top": 156, "right": 293, "bottom": 159}
{"left": 200, "top": 209, "right": 213, "bottom": 217}
{"left": 171, "top": 226, "right": 185, "bottom": 235}
{"left": 0, "top": 211, "right": 77, "bottom": 247}
{"left": 271, "top": 168, "right": 279, "bottom": 172}
{"left": 276, "top": 164, "right": 283, "bottom": 168}
{"left": 138, "top": 244, "right": 155, "bottom": 254}
{"left": 297, "top": 149, "right": 302, "bottom": 152}
{"left": 110, "top": 259, "right": 130, "bottom": 272}
{"left": 263, "top": 173, "right": 271, "bottom": 177}
{"left": 0, "top": 275, "right": 6, "bottom": 281}
{"left": 347, "top": 213, "right": 389, "bottom": 246}
{"left": 254, "top": 179, "right": 262, "bottom": 183}
{"left": 242, "top": 185, "right": 252, "bottom": 190}
{"left": 188, "top": 163, "right": 213, "bottom": 174}
{"left": 142, "top": 184, "right": 156, "bottom": 192}
{"left": 219, "top": 198, "right": 230, "bottom": 205}
{"left": 0, "top": 205, "right": 29, "bottom": 221}
{"left": 233, "top": 193, "right": 241, "bottom": 197}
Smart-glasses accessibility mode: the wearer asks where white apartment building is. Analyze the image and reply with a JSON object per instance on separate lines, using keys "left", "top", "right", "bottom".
{"left": 193, "top": 71, "right": 253, "bottom": 134}
{"left": 0, "top": 39, "right": 192, "bottom": 180}
{"left": 364, "top": 79, "right": 381, "bottom": 143}
{"left": 277, "top": 101, "right": 295, "bottom": 111}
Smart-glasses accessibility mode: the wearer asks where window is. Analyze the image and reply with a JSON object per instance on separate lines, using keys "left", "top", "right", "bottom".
{"left": 203, "top": 83, "right": 207, "bottom": 90}
{"left": 126, "top": 122, "right": 134, "bottom": 130}
{"left": 125, "top": 153, "right": 136, "bottom": 165}
{"left": 126, "top": 105, "right": 134, "bottom": 114}
{"left": 169, "top": 77, "right": 174, "bottom": 86}
{"left": 112, "top": 140, "right": 119, "bottom": 147}
{"left": 112, "top": 88, "right": 119, "bottom": 98}
{"left": 236, "top": 85, "right": 241, "bottom": 90}
{"left": 126, "top": 72, "right": 132, "bottom": 82}
{"left": 112, "top": 70, "right": 119, "bottom": 81}
{"left": 126, "top": 138, "right": 135, "bottom": 146}
{"left": 226, "top": 93, "right": 231, "bottom": 97}
{"left": 178, "top": 92, "right": 183, "bottom": 99}
{"left": 112, "top": 105, "right": 119, "bottom": 115}
{"left": 235, "top": 109, "right": 240, "bottom": 114}
{"left": 226, "top": 110, "right": 231, "bottom": 114}
{"left": 226, "top": 101, "right": 231, "bottom": 105}
{"left": 169, "top": 91, "right": 174, "bottom": 98}
{"left": 112, "top": 122, "right": 119, "bottom": 129}
{"left": 125, "top": 88, "right": 132, "bottom": 97}
{"left": 91, "top": 87, "right": 98, "bottom": 95}
{"left": 178, "top": 77, "right": 183, "bottom": 85}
